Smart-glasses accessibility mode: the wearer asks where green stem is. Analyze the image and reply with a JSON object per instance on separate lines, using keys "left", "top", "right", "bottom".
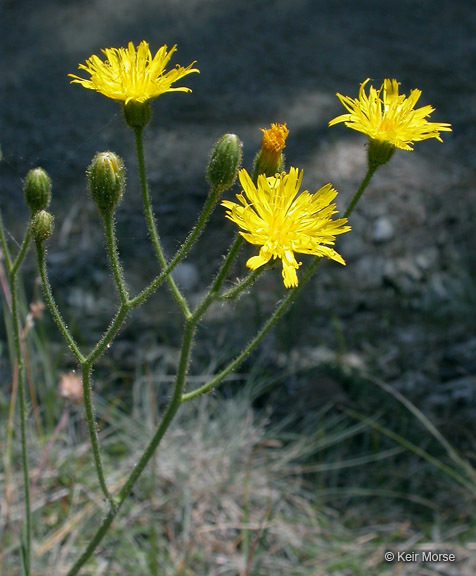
{"left": 183, "top": 256, "right": 322, "bottom": 402}
{"left": 183, "top": 163, "right": 380, "bottom": 402}
{"left": 66, "top": 141, "right": 379, "bottom": 575}
{"left": 66, "top": 321, "right": 193, "bottom": 576}
{"left": 134, "top": 127, "right": 191, "bottom": 319}
{"left": 343, "top": 164, "right": 378, "bottom": 219}
{"left": 1, "top": 212, "right": 33, "bottom": 575}
{"left": 67, "top": 242, "right": 218, "bottom": 574}
{"left": 11, "top": 229, "right": 31, "bottom": 277}
{"left": 86, "top": 303, "right": 129, "bottom": 365}
{"left": 176, "top": 183, "right": 223, "bottom": 260}
{"left": 103, "top": 213, "right": 129, "bottom": 304}
{"left": 209, "top": 235, "right": 244, "bottom": 296}
{"left": 219, "top": 267, "right": 264, "bottom": 300}
{"left": 187, "top": 234, "right": 244, "bottom": 329}
{"left": 0, "top": 210, "right": 13, "bottom": 272}
{"left": 127, "top": 253, "right": 178, "bottom": 309}
{"left": 119, "top": 320, "right": 194, "bottom": 501}
{"left": 128, "top": 182, "right": 222, "bottom": 309}
{"left": 80, "top": 363, "right": 115, "bottom": 507}
{"left": 10, "top": 271, "right": 31, "bottom": 575}
{"left": 35, "top": 242, "right": 85, "bottom": 363}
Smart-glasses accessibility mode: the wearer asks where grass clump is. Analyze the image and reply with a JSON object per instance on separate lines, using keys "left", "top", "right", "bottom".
{"left": 1, "top": 363, "right": 476, "bottom": 576}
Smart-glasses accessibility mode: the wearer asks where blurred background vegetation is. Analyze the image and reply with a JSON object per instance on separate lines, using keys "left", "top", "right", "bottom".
{"left": 1, "top": 0, "right": 476, "bottom": 574}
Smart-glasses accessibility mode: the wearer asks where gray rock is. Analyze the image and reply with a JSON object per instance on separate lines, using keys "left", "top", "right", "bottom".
{"left": 415, "top": 247, "right": 439, "bottom": 273}
{"left": 383, "top": 258, "right": 423, "bottom": 294}
{"left": 372, "top": 217, "right": 395, "bottom": 244}
{"left": 354, "top": 255, "right": 386, "bottom": 288}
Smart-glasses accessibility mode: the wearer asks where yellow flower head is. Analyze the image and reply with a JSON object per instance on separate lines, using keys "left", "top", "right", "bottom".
{"left": 222, "top": 167, "right": 350, "bottom": 288}
{"left": 252, "top": 123, "right": 289, "bottom": 180}
{"left": 329, "top": 78, "right": 452, "bottom": 151}
{"left": 261, "top": 122, "right": 289, "bottom": 154}
{"left": 69, "top": 41, "right": 199, "bottom": 104}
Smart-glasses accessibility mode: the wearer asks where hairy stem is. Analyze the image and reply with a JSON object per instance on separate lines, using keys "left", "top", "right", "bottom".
{"left": 103, "top": 213, "right": 129, "bottom": 304}
{"left": 66, "top": 136, "right": 380, "bottom": 575}
{"left": 343, "top": 164, "right": 378, "bottom": 219}
{"left": 80, "top": 363, "right": 115, "bottom": 507}
{"left": 134, "top": 127, "right": 191, "bottom": 318}
{"left": 183, "top": 164, "right": 379, "bottom": 401}
{"left": 1, "top": 213, "right": 32, "bottom": 574}
{"left": 183, "top": 256, "right": 321, "bottom": 401}
{"left": 66, "top": 321, "right": 193, "bottom": 576}
{"left": 35, "top": 242, "right": 85, "bottom": 363}
{"left": 219, "top": 267, "right": 265, "bottom": 300}
{"left": 0, "top": 209, "right": 12, "bottom": 271}
{"left": 11, "top": 275, "right": 32, "bottom": 575}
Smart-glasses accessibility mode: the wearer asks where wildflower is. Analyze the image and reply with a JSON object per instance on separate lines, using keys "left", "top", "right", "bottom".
{"left": 222, "top": 167, "right": 350, "bottom": 288}
{"left": 329, "top": 78, "right": 452, "bottom": 152}
{"left": 69, "top": 41, "right": 199, "bottom": 105}
{"left": 261, "top": 123, "right": 289, "bottom": 158}
{"left": 252, "top": 122, "right": 289, "bottom": 181}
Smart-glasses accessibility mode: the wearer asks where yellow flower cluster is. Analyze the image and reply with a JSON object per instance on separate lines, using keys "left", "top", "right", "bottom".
{"left": 70, "top": 43, "right": 451, "bottom": 288}
{"left": 222, "top": 167, "right": 350, "bottom": 288}
{"left": 69, "top": 41, "right": 199, "bottom": 104}
{"left": 329, "top": 78, "right": 451, "bottom": 150}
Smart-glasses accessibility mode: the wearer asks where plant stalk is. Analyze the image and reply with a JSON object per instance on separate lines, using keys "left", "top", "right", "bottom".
{"left": 134, "top": 127, "right": 191, "bottom": 319}
{"left": 80, "top": 363, "right": 115, "bottom": 507}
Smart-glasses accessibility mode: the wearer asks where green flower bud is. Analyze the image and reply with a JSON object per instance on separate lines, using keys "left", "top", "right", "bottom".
{"left": 87, "top": 151, "right": 126, "bottom": 215}
{"left": 123, "top": 100, "right": 152, "bottom": 129}
{"left": 367, "top": 138, "right": 395, "bottom": 169}
{"left": 207, "top": 134, "right": 243, "bottom": 192}
{"left": 30, "top": 210, "right": 54, "bottom": 243}
{"left": 23, "top": 167, "right": 52, "bottom": 213}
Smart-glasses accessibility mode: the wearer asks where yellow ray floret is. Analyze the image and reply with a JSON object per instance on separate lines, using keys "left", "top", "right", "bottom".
{"left": 69, "top": 41, "right": 199, "bottom": 104}
{"left": 222, "top": 167, "right": 350, "bottom": 288}
{"left": 329, "top": 78, "right": 451, "bottom": 150}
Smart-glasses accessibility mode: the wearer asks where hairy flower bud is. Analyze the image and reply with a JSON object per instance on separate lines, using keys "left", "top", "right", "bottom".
{"left": 30, "top": 210, "right": 54, "bottom": 243}
{"left": 23, "top": 167, "right": 52, "bottom": 213}
{"left": 207, "top": 134, "right": 243, "bottom": 193}
{"left": 87, "top": 151, "right": 126, "bottom": 215}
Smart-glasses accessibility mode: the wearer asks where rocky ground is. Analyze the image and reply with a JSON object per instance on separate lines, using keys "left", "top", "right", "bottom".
{"left": 1, "top": 0, "right": 476, "bottom": 435}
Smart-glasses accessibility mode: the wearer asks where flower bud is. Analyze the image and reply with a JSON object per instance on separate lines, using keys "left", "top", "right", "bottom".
{"left": 367, "top": 138, "right": 395, "bottom": 169}
{"left": 123, "top": 100, "right": 152, "bottom": 129}
{"left": 252, "top": 123, "right": 288, "bottom": 183}
{"left": 30, "top": 210, "right": 54, "bottom": 243}
{"left": 23, "top": 167, "right": 52, "bottom": 213}
{"left": 87, "top": 151, "right": 126, "bottom": 215}
{"left": 207, "top": 134, "right": 243, "bottom": 192}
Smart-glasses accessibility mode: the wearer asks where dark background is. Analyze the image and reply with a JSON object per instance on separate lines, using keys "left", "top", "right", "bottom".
{"left": 1, "top": 0, "right": 476, "bottom": 428}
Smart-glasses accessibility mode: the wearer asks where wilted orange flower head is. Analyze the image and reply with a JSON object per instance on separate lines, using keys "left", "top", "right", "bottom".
{"left": 261, "top": 123, "right": 289, "bottom": 153}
